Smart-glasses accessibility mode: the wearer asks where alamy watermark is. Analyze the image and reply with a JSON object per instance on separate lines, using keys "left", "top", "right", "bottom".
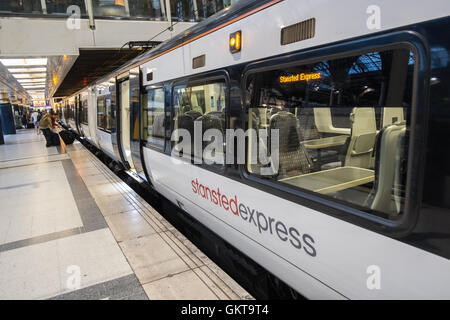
{"left": 66, "top": 5, "right": 81, "bottom": 30}
{"left": 66, "top": 265, "right": 81, "bottom": 290}
{"left": 170, "top": 123, "right": 280, "bottom": 176}
{"left": 366, "top": 265, "right": 381, "bottom": 290}
{"left": 366, "top": 5, "right": 381, "bottom": 30}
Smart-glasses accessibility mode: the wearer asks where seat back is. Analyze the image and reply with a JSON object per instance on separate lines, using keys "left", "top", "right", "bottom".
{"left": 173, "top": 114, "right": 195, "bottom": 154}
{"left": 298, "top": 107, "right": 320, "bottom": 141}
{"left": 313, "top": 107, "right": 333, "bottom": 133}
{"left": 382, "top": 107, "right": 404, "bottom": 128}
{"left": 150, "top": 112, "right": 165, "bottom": 145}
{"left": 369, "top": 123, "right": 406, "bottom": 215}
{"left": 270, "top": 111, "right": 311, "bottom": 178}
{"left": 345, "top": 107, "right": 377, "bottom": 168}
{"left": 185, "top": 110, "right": 202, "bottom": 121}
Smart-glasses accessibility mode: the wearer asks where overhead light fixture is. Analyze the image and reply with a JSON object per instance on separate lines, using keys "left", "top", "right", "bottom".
{"left": 0, "top": 58, "right": 47, "bottom": 67}
{"left": 23, "top": 85, "right": 45, "bottom": 89}
{"left": 12, "top": 73, "right": 47, "bottom": 79}
{"left": 8, "top": 67, "right": 47, "bottom": 73}
{"left": 17, "top": 78, "right": 46, "bottom": 83}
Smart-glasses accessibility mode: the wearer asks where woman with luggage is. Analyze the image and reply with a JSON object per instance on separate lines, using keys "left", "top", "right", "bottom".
{"left": 39, "top": 110, "right": 59, "bottom": 147}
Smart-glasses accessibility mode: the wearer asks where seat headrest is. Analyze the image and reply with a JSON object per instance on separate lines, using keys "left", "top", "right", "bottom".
{"left": 198, "top": 112, "right": 225, "bottom": 132}
{"left": 270, "top": 111, "right": 299, "bottom": 153}
{"left": 185, "top": 110, "right": 202, "bottom": 120}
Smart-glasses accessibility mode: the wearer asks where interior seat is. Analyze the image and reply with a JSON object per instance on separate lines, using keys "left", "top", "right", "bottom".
{"left": 197, "top": 111, "right": 225, "bottom": 163}
{"left": 185, "top": 110, "right": 202, "bottom": 121}
{"left": 366, "top": 123, "right": 407, "bottom": 215}
{"left": 382, "top": 107, "right": 405, "bottom": 128}
{"left": 314, "top": 107, "right": 351, "bottom": 135}
{"left": 270, "top": 111, "right": 312, "bottom": 179}
{"left": 298, "top": 107, "right": 341, "bottom": 170}
{"left": 345, "top": 107, "right": 377, "bottom": 168}
{"left": 150, "top": 112, "right": 165, "bottom": 145}
{"left": 173, "top": 114, "right": 195, "bottom": 155}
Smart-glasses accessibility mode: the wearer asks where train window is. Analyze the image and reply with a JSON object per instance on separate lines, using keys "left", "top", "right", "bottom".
{"left": 246, "top": 47, "right": 414, "bottom": 219}
{"left": 172, "top": 81, "right": 227, "bottom": 164}
{"left": 97, "top": 97, "right": 106, "bottom": 129}
{"left": 105, "top": 98, "right": 114, "bottom": 131}
{"left": 142, "top": 87, "right": 165, "bottom": 149}
{"left": 68, "top": 103, "right": 75, "bottom": 121}
{"left": 80, "top": 99, "right": 88, "bottom": 124}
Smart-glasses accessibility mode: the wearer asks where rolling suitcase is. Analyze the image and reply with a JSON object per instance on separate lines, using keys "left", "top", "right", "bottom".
{"left": 59, "top": 130, "right": 75, "bottom": 145}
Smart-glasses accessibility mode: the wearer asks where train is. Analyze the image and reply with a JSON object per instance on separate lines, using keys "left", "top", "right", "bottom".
{"left": 57, "top": 0, "right": 450, "bottom": 299}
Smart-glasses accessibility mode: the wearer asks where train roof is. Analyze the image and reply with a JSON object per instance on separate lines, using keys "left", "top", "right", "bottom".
{"left": 84, "top": 0, "right": 278, "bottom": 90}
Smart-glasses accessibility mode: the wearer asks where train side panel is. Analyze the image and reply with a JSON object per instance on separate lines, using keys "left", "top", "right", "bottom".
{"left": 143, "top": 148, "right": 450, "bottom": 299}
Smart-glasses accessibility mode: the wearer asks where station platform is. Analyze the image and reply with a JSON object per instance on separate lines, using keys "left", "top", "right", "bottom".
{"left": 0, "top": 129, "right": 253, "bottom": 300}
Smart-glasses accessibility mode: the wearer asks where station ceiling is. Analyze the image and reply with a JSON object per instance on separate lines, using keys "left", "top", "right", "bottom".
{"left": 53, "top": 48, "right": 144, "bottom": 98}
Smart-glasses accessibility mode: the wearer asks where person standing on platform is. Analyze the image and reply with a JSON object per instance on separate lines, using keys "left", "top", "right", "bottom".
{"left": 21, "top": 113, "right": 28, "bottom": 129}
{"left": 36, "top": 111, "right": 42, "bottom": 135}
{"left": 39, "top": 110, "right": 54, "bottom": 147}
{"left": 31, "top": 111, "right": 39, "bottom": 134}
{"left": 49, "top": 109, "right": 58, "bottom": 130}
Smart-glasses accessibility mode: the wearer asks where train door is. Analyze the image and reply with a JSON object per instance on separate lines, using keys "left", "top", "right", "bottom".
{"left": 117, "top": 73, "right": 135, "bottom": 170}
{"left": 129, "top": 67, "right": 146, "bottom": 180}
{"left": 88, "top": 88, "right": 99, "bottom": 147}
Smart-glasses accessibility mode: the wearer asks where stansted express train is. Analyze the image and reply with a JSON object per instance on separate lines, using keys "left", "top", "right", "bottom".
{"left": 59, "top": 0, "right": 450, "bottom": 299}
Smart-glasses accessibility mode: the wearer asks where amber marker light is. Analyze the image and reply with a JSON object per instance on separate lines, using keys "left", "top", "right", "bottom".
{"left": 229, "top": 31, "right": 242, "bottom": 54}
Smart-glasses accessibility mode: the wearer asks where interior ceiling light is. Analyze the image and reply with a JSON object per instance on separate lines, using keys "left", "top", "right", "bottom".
{"left": 23, "top": 85, "right": 45, "bottom": 89}
{"left": 8, "top": 67, "right": 47, "bottom": 73}
{"left": 17, "top": 78, "right": 46, "bottom": 83}
{"left": 21, "top": 83, "right": 46, "bottom": 88}
{"left": 12, "top": 73, "right": 47, "bottom": 79}
{"left": 20, "top": 81, "right": 46, "bottom": 85}
{"left": 0, "top": 58, "right": 47, "bottom": 67}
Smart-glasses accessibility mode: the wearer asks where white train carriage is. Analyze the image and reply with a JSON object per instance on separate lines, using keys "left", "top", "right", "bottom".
{"left": 59, "top": 0, "right": 450, "bottom": 299}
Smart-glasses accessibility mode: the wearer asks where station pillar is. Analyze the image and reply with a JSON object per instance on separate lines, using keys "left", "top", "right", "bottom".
{"left": 0, "top": 91, "right": 16, "bottom": 135}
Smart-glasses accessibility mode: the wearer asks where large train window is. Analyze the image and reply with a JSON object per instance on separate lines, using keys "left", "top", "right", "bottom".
{"left": 246, "top": 47, "right": 414, "bottom": 219}
{"left": 80, "top": 98, "right": 88, "bottom": 125}
{"left": 172, "top": 80, "right": 227, "bottom": 165}
{"left": 97, "top": 97, "right": 106, "bottom": 129}
{"left": 97, "top": 97, "right": 114, "bottom": 131}
{"left": 105, "top": 98, "right": 114, "bottom": 131}
{"left": 142, "top": 87, "right": 165, "bottom": 149}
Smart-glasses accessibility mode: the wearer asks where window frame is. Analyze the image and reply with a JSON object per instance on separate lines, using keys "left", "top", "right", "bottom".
{"left": 240, "top": 31, "right": 429, "bottom": 234}
{"left": 170, "top": 71, "right": 230, "bottom": 173}
{"left": 142, "top": 85, "right": 166, "bottom": 151}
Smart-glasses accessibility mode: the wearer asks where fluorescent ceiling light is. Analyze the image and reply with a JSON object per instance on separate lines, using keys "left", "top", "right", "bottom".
{"left": 0, "top": 58, "right": 47, "bottom": 67}
{"left": 17, "top": 78, "right": 46, "bottom": 83}
{"left": 22, "top": 84, "right": 46, "bottom": 88}
{"left": 8, "top": 67, "right": 47, "bottom": 73}
{"left": 12, "top": 73, "right": 47, "bottom": 79}
{"left": 23, "top": 86, "right": 45, "bottom": 89}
